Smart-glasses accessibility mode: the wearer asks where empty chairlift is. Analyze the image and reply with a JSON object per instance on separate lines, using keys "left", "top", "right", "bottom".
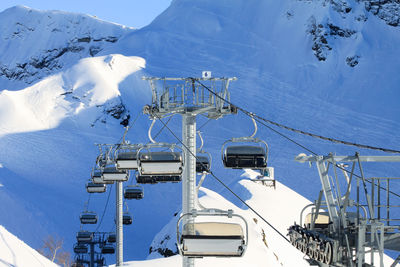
{"left": 222, "top": 115, "right": 268, "bottom": 170}
{"left": 124, "top": 185, "right": 144, "bottom": 200}
{"left": 177, "top": 209, "right": 248, "bottom": 257}
{"left": 123, "top": 213, "right": 133, "bottom": 225}
{"left": 223, "top": 144, "right": 267, "bottom": 169}
{"left": 115, "top": 144, "right": 142, "bottom": 170}
{"left": 80, "top": 211, "right": 98, "bottom": 224}
{"left": 107, "top": 233, "right": 116, "bottom": 243}
{"left": 101, "top": 244, "right": 115, "bottom": 254}
{"left": 76, "top": 231, "right": 93, "bottom": 243}
{"left": 73, "top": 243, "right": 88, "bottom": 254}
{"left": 102, "top": 163, "right": 129, "bottom": 182}
{"left": 92, "top": 167, "right": 113, "bottom": 185}
{"left": 196, "top": 155, "right": 211, "bottom": 173}
{"left": 86, "top": 181, "right": 106, "bottom": 193}
{"left": 137, "top": 143, "right": 183, "bottom": 183}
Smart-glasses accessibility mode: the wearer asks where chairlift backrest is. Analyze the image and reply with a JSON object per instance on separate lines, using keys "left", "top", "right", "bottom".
{"left": 86, "top": 182, "right": 106, "bottom": 193}
{"left": 92, "top": 169, "right": 113, "bottom": 184}
{"left": 123, "top": 213, "right": 133, "bottom": 225}
{"left": 80, "top": 212, "right": 98, "bottom": 224}
{"left": 222, "top": 138, "right": 268, "bottom": 170}
{"left": 76, "top": 231, "right": 93, "bottom": 243}
{"left": 196, "top": 155, "right": 211, "bottom": 173}
{"left": 124, "top": 185, "right": 144, "bottom": 200}
{"left": 73, "top": 244, "right": 88, "bottom": 254}
{"left": 102, "top": 164, "right": 129, "bottom": 182}
{"left": 101, "top": 245, "right": 115, "bottom": 254}
{"left": 138, "top": 143, "right": 184, "bottom": 176}
{"left": 177, "top": 209, "right": 248, "bottom": 257}
{"left": 107, "top": 233, "right": 116, "bottom": 243}
{"left": 115, "top": 144, "right": 142, "bottom": 170}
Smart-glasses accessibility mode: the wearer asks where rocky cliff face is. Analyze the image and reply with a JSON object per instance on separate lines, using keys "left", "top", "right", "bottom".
{"left": 0, "top": 6, "right": 134, "bottom": 86}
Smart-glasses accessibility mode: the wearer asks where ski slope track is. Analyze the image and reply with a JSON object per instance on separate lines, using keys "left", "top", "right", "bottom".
{"left": 0, "top": 0, "right": 399, "bottom": 266}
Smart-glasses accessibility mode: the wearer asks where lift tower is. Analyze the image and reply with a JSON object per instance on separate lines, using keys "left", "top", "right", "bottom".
{"left": 143, "top": 73, "right": 237, "bottom": 267}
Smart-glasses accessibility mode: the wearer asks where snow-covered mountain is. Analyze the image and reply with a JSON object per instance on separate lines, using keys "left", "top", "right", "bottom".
{"left": 0, "top": 0, "right": 399, "bottom": 266}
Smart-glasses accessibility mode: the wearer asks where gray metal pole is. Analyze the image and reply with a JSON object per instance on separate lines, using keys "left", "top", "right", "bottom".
{"left": 116, "top": 181, "right": 123, "bottom": 266}
{"left": 90, "top": 242, "right": 94, "bottom": 267}
{"left": 182, "top": 114, "right": 196, "bottom": 267}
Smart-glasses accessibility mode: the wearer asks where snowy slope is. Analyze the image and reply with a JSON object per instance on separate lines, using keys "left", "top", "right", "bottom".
{"left": 0, "top": 225, "right": 59, "bottom": 267}
{"left": 0, "top": 0, "right": 399, "bottom": 266}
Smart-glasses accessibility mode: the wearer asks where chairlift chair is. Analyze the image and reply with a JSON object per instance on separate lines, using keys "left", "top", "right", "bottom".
{"left": 124, "top": 185, "right": 144, "bottom": 200}
{"left": 115, "top": 144, "right": 142, "bottom": 170}
{"left": 107, "top": 233, "right": 116, "bottom": 243}
{"left": 92, "top": 168, "right": 113, "bottom": 185}
{"left": 101, "top": 244, "right": 115, "bottom": 254}
{"left": 177, "top": 209, "right": 248, "bottom": 257}
{"left": 76, "top": 231, "right": 93, "bottom": 243}
{"left": 123, "top": 213, "right": 133, "bottom": 225}
{"left": 86, "top": 181, "right": 106, "bottom": 193}
{"left": 102, "top": 163, "right": 129, "bottom": 182}
{"left": 80, "top": 211, "right": 98, "bottom": 224}
{"left": 73, "top": 243, "right": 88, "bottom": 254}
{"left": 222, "top": 138, "right": 268, "bottom": 170}
{"left": 222, "top": 115, "right": 268, "bottom": 170}
{"left": 137, "top": 143, "right": 184, "bottom": 182}
{"left": 196, "top": 155, "right": 211, "bottom": 173}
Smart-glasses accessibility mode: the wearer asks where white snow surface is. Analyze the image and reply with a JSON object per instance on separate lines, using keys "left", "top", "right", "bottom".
{"left": 0, "top": 54, "right": 145, "bottom": 136}
{"left": 0, "top": 225, "right": 59, "bottom": 267}
{"left": 0, "top": 0, "right": 399, "bottom": 266}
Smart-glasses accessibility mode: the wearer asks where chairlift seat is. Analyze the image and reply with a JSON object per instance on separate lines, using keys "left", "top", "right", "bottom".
{"left": 136, "top": 174, "right": 181, "bottom": 184}
{"left": 92, "top": 171, "right": 113, "bottom": 184}
{"left": 123, "top": 214, "right": 133, "bottom": 225}
{"left": 74, "top": 244, "right": 88, "bottom": 254}
{"left": 116, "top": 151, "right": 139, "bottom": 170}
{"left": 181, "top": 222, "right": 245, "bottom": 257}
{"left": 102, "top": 166, "right": 129, "bottom": 182}
{"left": 139, "top": 152, "right": 183, "bottom": 176}
{"left": 305, "top": 212, "right": 330, "bottom": 229}
{"left": 101, "top": 245, "right": 115, "bottom": 254}
{"left": 224, "top": 145, "right": 267, "bottom": 169}
{"left": 76, "top": 231, "right": 93, "bottom": 243}
{"left": 124, "top": 186, "right": 144, "bottom": 199}
{"left": 86, "top": 182, "right": 106, "bottom": 193}
{"left": 196, "top": 156, "right": 210, "bottom": 173}
{"left": 80, "top": 213, "right": 98, "bottom": 224}
{"left": 107, "top": 233, "right": 116, "bottom": 243}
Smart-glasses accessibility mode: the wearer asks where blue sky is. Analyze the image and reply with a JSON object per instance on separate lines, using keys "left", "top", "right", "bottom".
{"left": 0, "top": 0, "right": 172, "bottom": 28}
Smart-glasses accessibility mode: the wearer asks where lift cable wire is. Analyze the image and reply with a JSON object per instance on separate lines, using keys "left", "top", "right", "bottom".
{"left": 193, "top": 79, "right": 400, "bottom": 199}
{"left": 193, "top": 79, "right": 400, "bottom": 154}
{"left": 198, "top": 117, "right": 212, "bottom": 131}
{"left": 84, "top": 194, "right": 92, "bottom": 211}
{"left": 153, "top": 115, "right": 173, "bottom": 140}
{"left": 155, "top": 116, "right": 291, "bottom": 243}
{"left": 95, "top": 183, "right": 113, "bottom": 232}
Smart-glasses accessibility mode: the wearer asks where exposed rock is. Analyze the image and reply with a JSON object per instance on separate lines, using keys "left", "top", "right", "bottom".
{"left": 327, "top": 23, "right": 356, "bottom": 37}
{"left": 346, "top": 55, "right": 360, "bottom": 67}
{"left": 363, "top": 0, "right": 400, "bottom": 26}
{"left": 308, "top": 17, "right": 332, "bottom": 61}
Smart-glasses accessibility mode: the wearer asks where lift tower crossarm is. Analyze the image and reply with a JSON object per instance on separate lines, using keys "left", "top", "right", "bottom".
{"left": 295, "top": 155, "right": 400, "bottom": 163}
